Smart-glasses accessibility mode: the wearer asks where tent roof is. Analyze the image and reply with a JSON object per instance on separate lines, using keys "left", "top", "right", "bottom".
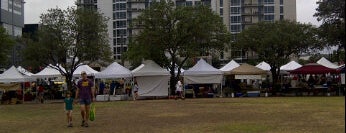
{"left": 184, "top": 58, "right": 222, "bottom": 75}
{"left": 33, "top": 65, "right": 65, "bottom": 78}
{"left": 17, "top": 66, "right": 34, "bottom": 76}
{"left": 317, "top": 57, "right": 339, "bottom": 69}
{"left": 290, "top": 63, "right": 338, "bottom": 74}
{"left": 73, "top": 65, "right": 99, "bottom": 77}
{"left": 95, "top": 62, "right": 132, "bottom": 78}
{"left": 0, "top": 66, "right": 34, "bottom": 83}
{"left": 256, "top": 61, "right": 271, "bottom": 71}
{"left": 132, "top": 60, "right": 169, "bottom": 76}
{"left": 280, "top": 61, "right": 302, "bottom": 71}
{"left": 219, "top": 60, "right": 240, "bottom": 72}
{"left": 229, "top": 63, "right": 267, "bottom": 75}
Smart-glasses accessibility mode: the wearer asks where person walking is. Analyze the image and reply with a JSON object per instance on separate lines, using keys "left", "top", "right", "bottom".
{"left": 133, "top": 82, "right": 139, "bottom": 100}
{"left": 75, "top": 71, "right": 95, "bottom": 127}
{"left": 175, "top": 79, "right": 185, "bottom": 100}
{"left": 64, "top": 91, "right": 74, "bottom": 127}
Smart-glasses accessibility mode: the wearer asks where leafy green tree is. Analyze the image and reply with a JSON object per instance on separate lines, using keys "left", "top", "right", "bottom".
{"left": 126, "top": 1, "right": 230, "bottom": 93}
{"left": 233, "top": 20, "right": 321, "bottom": 93}
{"left": 22, "top": 7, "right": 111, "bottom": 90}
{"left": 314, "top": 0, "right": 345, "bottom": 63}
{"left": 0, "top": 27, "right": 14, "bottom": 67}
{"left": 314, "top": 0, "right": 345, "bottom": 47}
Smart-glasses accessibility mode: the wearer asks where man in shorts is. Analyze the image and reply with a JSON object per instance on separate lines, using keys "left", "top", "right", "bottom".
{"left": 75, "top": 71, "right": 95, "bottom": 127}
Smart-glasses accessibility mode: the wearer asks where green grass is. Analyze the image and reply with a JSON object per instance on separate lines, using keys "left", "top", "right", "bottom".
{"left": 0, "top": 97, "right": 344, "bottom": 133}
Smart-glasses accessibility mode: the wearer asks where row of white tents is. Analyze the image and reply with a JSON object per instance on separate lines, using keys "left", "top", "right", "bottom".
{"left": 0, "top": 57, "right": 342, "bottom": 97}
{"left": 252, "top": 57, "right": 340, "bottom": 71}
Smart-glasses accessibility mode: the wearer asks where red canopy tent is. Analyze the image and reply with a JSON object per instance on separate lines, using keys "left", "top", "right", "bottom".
{"left": 290, "top": 63, "right": 338, "bottom": 74}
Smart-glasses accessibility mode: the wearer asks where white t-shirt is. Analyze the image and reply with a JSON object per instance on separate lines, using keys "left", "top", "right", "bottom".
{"left": 133, "top": 84, "right": 139, "bottom": 92}
{"left": 176, "top": 81, "right": 182, "bottom": 92}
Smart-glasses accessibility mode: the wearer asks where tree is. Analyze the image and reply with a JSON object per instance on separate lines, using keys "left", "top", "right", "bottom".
{"left": 233, "top": 20, "right": 321, "bottom": 93}
{"left": 314, "top": 0, "right": 345, "bottom": 47}
{"left": 0, "top": 27, "right": 14, "bottom": 67}
{"left": 314, "top": 0, "right": 345, "bottom": 63}
{"left": 22, "top": 7, "right": 112, "bottom": 91}
{"left": 125, "top": 1, "right": 230, "bottom": 93}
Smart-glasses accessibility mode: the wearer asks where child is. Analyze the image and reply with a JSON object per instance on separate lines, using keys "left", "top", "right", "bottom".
{"left": 64, "top": 91, "right": 74, "bottom": 127}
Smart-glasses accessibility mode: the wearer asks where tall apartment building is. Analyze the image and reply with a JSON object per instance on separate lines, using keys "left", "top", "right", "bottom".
{"left": 214, "top": 0, "right": 296, "bottom": 62}
{"left": 0, "top": 0, "right": 25, "bottom": 67}
{"left": 77, "top": 0, "right": 213, "bottom": 61}
{"left": 77, "top": 0, "right": 296, "bottom": 63}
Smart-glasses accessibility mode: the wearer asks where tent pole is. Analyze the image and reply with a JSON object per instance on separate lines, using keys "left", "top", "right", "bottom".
{"left": 220, "top": 83, "right": 223, "bottom": 98}
{"left": 22, "top": 83, "right": 25, "bottom": 104}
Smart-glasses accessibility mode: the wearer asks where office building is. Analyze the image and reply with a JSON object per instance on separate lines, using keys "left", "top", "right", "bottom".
{"left": 0, "top": 0, "right": 25, "bottom": 67}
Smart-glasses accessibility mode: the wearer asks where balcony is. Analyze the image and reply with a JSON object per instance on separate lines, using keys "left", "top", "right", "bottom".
{"left": 241, "top": 11, "right": 263, "bottom": 16}
{"left": 127, "top": 8, "right": 145, "bottom": 12}
{"left": 242, "top": 3, "right": 263, "bottom": 7}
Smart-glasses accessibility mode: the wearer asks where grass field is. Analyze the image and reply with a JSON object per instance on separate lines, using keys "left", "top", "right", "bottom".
{"left": 0, "top": 97, "right": 344, "bottom": 133}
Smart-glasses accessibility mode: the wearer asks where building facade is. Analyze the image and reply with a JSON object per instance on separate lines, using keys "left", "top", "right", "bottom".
{"left": 0, "top": 0, "right": 25, "bottom": 67}
{"left": 77, "top": 0, "right": 296, "bottom": 63}
{"left": 215, "top": 0, "right": 296, "bottom": 62}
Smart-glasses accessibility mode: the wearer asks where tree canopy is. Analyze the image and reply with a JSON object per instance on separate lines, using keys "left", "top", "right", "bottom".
{"left": 233, "top": 20, "right": 321, "bottom": 89}
{"left": 22, "top": 7, "right": 112, "bottom": 90}
{"left": 314, "top": 0, "right": 345, "bottom": 48}
{"left": 126, "top": 1, "right": 230, "bottom": 92}
{"left": 0, "top": 27, "right": 14, "bottom": 67}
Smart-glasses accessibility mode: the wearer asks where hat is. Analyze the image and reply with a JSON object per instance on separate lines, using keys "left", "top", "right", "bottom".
{"left": 81, "top": 71, "right": 87, "bottom": 75}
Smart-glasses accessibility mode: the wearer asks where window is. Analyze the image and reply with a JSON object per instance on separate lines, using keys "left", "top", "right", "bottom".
{"left": 116, "top": 12, "right": 126, "bottom": 19}
{"left": 220, "top": 0, "right": 223, "bottom": 7}
{"left": 231, "top": 7, "right": 240, "bottom": 14}
{"left": 264, "top": 6, "right": 274, "bottom": 13}
{"left": 1, "top": 0, "right": 8, "bottom": 10}
{"left": 186, "top": 1, "right": 192, "bottom": 6}
{"left": 280, "top": 6, "right": 283, "bottom": 14}
{"left": 231, "top": 16, "right": 241, "bottom": 23}
{"left": 116, "top": 21, "right": 127, "bottom": 28}
{"left": 116, "top": 29, "right": 127, "bottom": 37}
{"left": 230, "top": 25, "right": 241, "bottom": 32}
{"left": 231, "top": 0, "right": 241, "bottom": 6}
{"left": 264, "top": 15, "right": 274, "bottom": 21}
{"left": 220, "top": 8, "right": 223, "bottom": 16}
{"left": 116, "top": 3, "right": 126, "bottom": 10}
{"left": 280, "top": 15, "right": 284, "bottom": 20}
{"left": 280, "top": 0, "right": 283, "bottom": 5}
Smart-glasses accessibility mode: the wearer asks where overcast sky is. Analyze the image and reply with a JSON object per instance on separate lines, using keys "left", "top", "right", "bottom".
{"left": 24, "top": 0, "right": 322, "bottom": 26}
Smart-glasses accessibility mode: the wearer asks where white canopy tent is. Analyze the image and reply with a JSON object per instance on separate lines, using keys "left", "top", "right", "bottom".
{"left": 256, "top": 61, "right": 271, "bottom": 71}
{"left": 280, "top": 61, "right": 302, "bottom": 71}
{"left": 183, "top": 59, "right": 223, "bottom": 97}
{"left": 33, "top": 65, "right": 65, "bottom": 78}
{"left": 317, "top": 57, "right": 339, "bottom": 69}
{"left": 95, "top": 62, "right": 132, "bottom": 79}
{"left": 219, "top": 60, "right": 240, "bottom": 74}
{"left": 73, "top": 65, "right": 99, "bottom": 77}
{"left": 183, "top": 59, "right": 223, "bottom": 84}
{"left": 0, "top": 66, "right": 36, "bottom": 103}
{"left": 132, "top": 60, "right": 170, "bottom": 97}
{"left": 0, "top": 66, "right": 35, "bottom": 83}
